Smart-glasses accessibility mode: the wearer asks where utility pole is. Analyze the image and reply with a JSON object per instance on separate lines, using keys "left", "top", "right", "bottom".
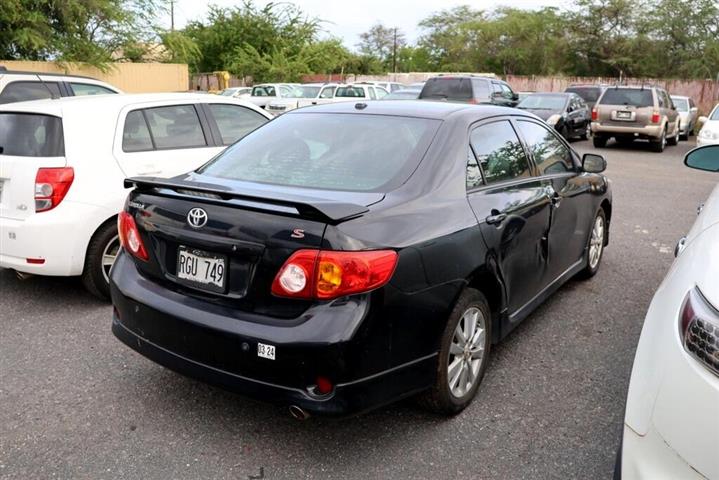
{"left": 170, "top": 0, "right": 175, "bottom": 31}
{"left": 392, "top": 27, "right": 397, "bottom": 75}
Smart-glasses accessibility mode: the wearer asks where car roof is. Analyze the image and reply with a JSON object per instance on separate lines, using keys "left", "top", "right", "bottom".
{"left": 0, "top": 92, "right": 264, "bottom": 116}
{"left": 286, "top": 99, "right": 517, "bottom": 120}
{"left": 0, "top": 69, "right": 99, "bottom": 81}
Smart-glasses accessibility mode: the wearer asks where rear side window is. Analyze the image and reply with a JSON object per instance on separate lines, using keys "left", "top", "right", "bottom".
{"left": 70, "top": 83, "right": 116, "bottom": 96}
{"left": 319, "top": 87, "right": 335, "bottom": 99}
{"left": 673, "top": 98, "right": 689, "bottom": 112}
{"left": 208, "top": 104, "right": 268, "bottom": 145}
{"left": 420, "top": 78, "right": 472, "bottom": 101}
{"left": 122, "top": 110, "right": 153, "bottom": 152}
{"left": 470, "top": 120, "right": 530, "bottom": 184}
{"left": 199, "top": 113, "right": 440, "bottom": 192}
{"left": 252, "top": 86, "right": 276, "bottom": 97}
{"left": 0, "top": 113, "right": 64, "bottom": 157}
{"left": 516, "top": 121, "right": 574, "bottom": 175}
{"left": 143, "top": 105, "right": 207, "bottom": 149}
{"left": 599, "top": 88, "right": 654, "bottom": 107}
{"left": 0, "top": 81, "right": 61, "bottom": 104}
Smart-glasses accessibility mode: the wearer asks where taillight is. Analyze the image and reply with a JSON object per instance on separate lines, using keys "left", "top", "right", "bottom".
{"left": 35, "top": 167, "right": 74, "bottom": 212}
{"left": 591, "top": 108, "right": 598, "bottom": 121}
{"left": 467, "top": 98, "right": 478, "bottom": 105}
{"left": 118, "top": 211, "right": 149, "bottom": 261}
{"left": 679, "top": 288, "right": 719, "bottom": 377}
{"left": 651, "top": 112, "right": 661, "bottom": 124}
{"left": 272, "top": 249, "right": 398, "bottom": 300}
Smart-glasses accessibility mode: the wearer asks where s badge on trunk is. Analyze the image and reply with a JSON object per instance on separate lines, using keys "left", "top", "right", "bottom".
{"left": 187, "top": 208, "right": 208, "bottom": 229}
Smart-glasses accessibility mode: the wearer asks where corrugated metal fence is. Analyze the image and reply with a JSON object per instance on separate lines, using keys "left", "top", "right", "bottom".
{"left": 0, "top": 60, "right": 189, "bottom": 93}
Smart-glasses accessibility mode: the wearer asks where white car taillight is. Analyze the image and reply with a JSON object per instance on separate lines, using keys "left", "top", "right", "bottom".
{"left": 35, "top": 167, "right": 74, "bottom": 212}
{"left": 680, "top": 288, "right": 719, "bottom": 376}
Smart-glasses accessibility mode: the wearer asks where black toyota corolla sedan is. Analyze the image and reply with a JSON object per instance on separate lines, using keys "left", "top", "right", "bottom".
{"left": 111, "top": 101, "right": 612, "bottom": 418}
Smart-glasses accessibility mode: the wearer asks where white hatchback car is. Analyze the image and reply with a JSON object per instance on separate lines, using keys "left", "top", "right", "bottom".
{"left": 0, "top": 93, "right": 271, "bottom": 298}
{"left": 697, "top": 103, "right": 719, "bottom": 147}
{"left": 619, "top": 144, "right": 719, "bottom": 479}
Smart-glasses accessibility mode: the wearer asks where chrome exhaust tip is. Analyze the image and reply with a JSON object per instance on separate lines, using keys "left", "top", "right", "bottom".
{"left": 288, "top": 405, "right": 310, "bottom": 420}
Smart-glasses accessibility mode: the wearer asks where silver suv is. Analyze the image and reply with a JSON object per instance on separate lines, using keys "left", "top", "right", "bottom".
{"left": 591, "top": 85, "right": 680, "bottom": 153}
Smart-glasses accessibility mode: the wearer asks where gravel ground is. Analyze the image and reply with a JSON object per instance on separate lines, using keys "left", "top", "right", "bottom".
{"left": 1, "top": 137, "right": 716, "bottom": 480}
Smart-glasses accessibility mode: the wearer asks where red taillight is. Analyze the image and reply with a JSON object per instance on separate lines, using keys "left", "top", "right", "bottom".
{"left": 651, "top": 112, "right": 661, "bottom": 124}
{"left": 272, "top": 249, "right": 398, "bottom": 300}
{"left": 118, "top": 211, "right": 149, "bottom": 261}
{"left": 26, "top": 258, "right": 45, "bottom": 264}
{"left": 591, "top": 108, "right": 598, "bottom": 121}
{"left": 34, "top": 167, "right": 74, "bottom": 212}
{"left": 314, "top": 376, "right": 333, "bottom": 395}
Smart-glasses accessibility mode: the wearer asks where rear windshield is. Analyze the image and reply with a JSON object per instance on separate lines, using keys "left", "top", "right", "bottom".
{"left": 565, "top": 87, "right": 602, "bottom": 103}
{"left": 518, "top": 95, "right": 567, "bottom": 110}
{"left": 335, "top": 87, "right": 365, "bottom": 98}
{"left": 288, "top": 86, "right": 321, "bottom": 98}
{"left": 599, "top": 88, "right": 654, "bottom": 107}
{"left": 420, "top": 78, "right": 472, "bottom": 101}
{"left": 673, "top": 98, "right": 689, "bottom": 112}
{"left": 0, "top": 113, "right": 64, "bottom": 157}
{"left": 198, "top": 113, "right": 440, "bottom": 192}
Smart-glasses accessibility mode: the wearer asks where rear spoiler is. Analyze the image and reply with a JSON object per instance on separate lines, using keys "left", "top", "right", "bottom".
{"left": 124, "top": 176, "right": 369, "bottom": 224}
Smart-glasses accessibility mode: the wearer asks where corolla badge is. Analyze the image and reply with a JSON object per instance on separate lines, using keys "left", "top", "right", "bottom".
{"left": 187, "top": 207, "right": 208, "bottom": 229}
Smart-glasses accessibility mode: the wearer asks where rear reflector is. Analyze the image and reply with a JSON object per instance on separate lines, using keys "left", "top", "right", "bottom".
{"left": 118, "top": 211, "right": 149, "bottom": 261}
{"left": 26, "top": 258, "right": 45, "bottom": 264}
{"left": 35, "top": 168, "right": 74, "bottom": 213}
{"left": 272, "top": 249, "right": 398, "bottom": 300}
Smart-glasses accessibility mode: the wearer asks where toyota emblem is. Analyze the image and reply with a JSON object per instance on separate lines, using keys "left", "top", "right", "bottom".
{"left": 187, "top": 207, "right": 208, "bottom": 229}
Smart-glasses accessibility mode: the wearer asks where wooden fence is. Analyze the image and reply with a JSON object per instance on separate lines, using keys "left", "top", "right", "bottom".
{"left": 0, "top": 60, "right": 189, "bottom": 93}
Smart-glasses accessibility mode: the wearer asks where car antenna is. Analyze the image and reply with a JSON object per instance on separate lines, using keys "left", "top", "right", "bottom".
{"left": 35, "top": 73, "right": 58, "bottom": 99}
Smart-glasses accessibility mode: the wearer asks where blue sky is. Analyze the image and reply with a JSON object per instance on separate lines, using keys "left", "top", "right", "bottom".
{"left": 171, "top": 0, "right": 570, "bottom": 49}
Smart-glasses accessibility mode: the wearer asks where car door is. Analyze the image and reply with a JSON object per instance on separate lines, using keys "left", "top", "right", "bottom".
{"left": 466, "top": 118, "right": 552, "bottom": 322}
{"left": 514, "top": 119, "right": 590, "bottom": 282}
{"left": 113, "top": 102, "right": 223, "bottom": 178}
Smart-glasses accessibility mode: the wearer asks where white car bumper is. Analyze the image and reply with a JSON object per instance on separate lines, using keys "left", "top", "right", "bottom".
{"left": 0, "top": 201, "right": 111, "bottom": 276}
{"left": 621, "top": 424, "right": 706, "bottom": 479}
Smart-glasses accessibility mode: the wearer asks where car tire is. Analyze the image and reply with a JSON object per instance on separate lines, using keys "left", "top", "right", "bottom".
{"left": 667, "top": 125, "right": 679, "bottom": 146}
{"left": 419, "top": 288, "right": 492, "bottom": 415}
{"left": 81, "top": 220, "right": 120, "bottom": 300}
{"left": 650, "top": 129, "right": 666, "bottom": 153}
{"left": 593, "top": 136, "right": 607, "bottom": 148}
{"left": 578, "top": 208, "right": 607, "bottom": 279}
{"left": 580, "top": 123, "right": 589, "bottom": 140}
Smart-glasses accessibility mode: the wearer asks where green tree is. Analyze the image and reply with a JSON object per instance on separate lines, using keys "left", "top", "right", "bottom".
{"left": 357, "top": 23, "right": 406, "bottom": 71}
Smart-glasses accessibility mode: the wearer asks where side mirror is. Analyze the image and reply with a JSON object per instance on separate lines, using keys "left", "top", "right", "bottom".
{"left": 582, "top": 153, "right": 606, "bottom": 173}
{"left": 512, "top": 93, "right": 519, "bottom": 101}
{"left": 685, "top": 145, "right": 719, "bottom": 172}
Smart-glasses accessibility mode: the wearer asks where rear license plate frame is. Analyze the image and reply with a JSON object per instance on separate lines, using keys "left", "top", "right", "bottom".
{"left": 176, "top": 246, "right": 228, "bottom": 294}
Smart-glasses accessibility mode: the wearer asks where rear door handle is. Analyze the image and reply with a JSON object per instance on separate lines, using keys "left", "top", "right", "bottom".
{"left": 486, "top": 212, "right": 507, "bottom": 225}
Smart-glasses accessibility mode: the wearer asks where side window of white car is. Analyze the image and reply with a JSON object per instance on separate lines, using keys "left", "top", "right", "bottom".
{"left": 208, "top": 104, "right": 269, "bottom": 145}
{"left": 143, "top": 105, "right": 207, "bottom": 149}
{"left": 368, "top": 88, "right": 377, "bottom": 100}
{"left": 319, "top": 87, "right": 335, "bottom": 99}
{"left": 70, "top": 83, "right": 117, "bottom": 96}
{"left": 376, "top": 87, "right": 389, "bottom": 99}
{"left": 122, "top": 110, "right": 154, "bottom": 152}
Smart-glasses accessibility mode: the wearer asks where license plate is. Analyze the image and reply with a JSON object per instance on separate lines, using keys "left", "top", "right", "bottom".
{"left": 617, "top": 111, "right": 632, "bottom": 119}
{"left": 176, "top": 246, "right": 227, "bottom": 293}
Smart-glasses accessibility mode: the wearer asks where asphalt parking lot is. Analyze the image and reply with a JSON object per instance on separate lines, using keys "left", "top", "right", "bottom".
{"left": 1, "top": 137, "right": 717, "bottom": 480}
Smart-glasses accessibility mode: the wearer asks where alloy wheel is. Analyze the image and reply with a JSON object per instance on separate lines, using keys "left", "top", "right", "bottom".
{"left": 589, "top": 216, "right": 604, "bottom": 269}
{"left": 101, "top": 235, "right": 120, "bottom": 284}
{"left": 448, "top": 306, "right": 486, "bottom": 398}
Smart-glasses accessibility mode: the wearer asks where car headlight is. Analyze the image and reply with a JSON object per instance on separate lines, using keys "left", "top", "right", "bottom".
{"left": 546, "top": 114, "right": 562, "bottom": 126}
{"left": 680, "top": 287, "right": 719, "bottom": 377}
{"left": 699, "top": 129, "right": 718, "bottom": 140}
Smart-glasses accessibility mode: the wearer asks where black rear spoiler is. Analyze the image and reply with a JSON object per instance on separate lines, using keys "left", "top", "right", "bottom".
{"left": 124, "top": 176, "right": 369, "bottom": 224}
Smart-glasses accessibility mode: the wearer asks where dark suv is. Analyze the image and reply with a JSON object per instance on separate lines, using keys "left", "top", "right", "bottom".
{"left": 564, "top": 84, "right": 608, "bottom": 110}
{"left": 419, "top": 75, "right": 519, "bottom": 107}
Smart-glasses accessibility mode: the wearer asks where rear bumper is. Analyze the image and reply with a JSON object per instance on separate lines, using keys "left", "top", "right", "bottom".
{"left": 592, "top": 122, "right": 663, "bottom": 139}
{"left": 620, "top": 424, "right": 705, "bottom": 479}
{"left": 0, "top": 201, "right": 109, "bottom": 276}
{"left": 110, "top": 252, "right": 436, "bottom": 416}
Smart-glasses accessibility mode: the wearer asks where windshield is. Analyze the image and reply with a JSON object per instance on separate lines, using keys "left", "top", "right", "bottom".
{"left": 288, "top": 86, "right": 321, "bottom": 98}
{"left": 420, "top": 78, "right": 472, "bottom": 101}
{"left": 198, "top": 113, "right": 440, "bottom": 192}
{"left": 711, "top": 107, "right": 719, "bottom": 120}
{"left": 600, "top": 88, "right": 653, "bottom": 107}
{"left": 518, "top": 95, "right": 567, "bottom": 110}
{"left": 565, "top": 87, "right": 601, "bottom": 103}
{"left": 335, "top": 87, "right": 366, "bottom": 98}
{"left": 673, "top": 98, "right": 689, "bottom": 112}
